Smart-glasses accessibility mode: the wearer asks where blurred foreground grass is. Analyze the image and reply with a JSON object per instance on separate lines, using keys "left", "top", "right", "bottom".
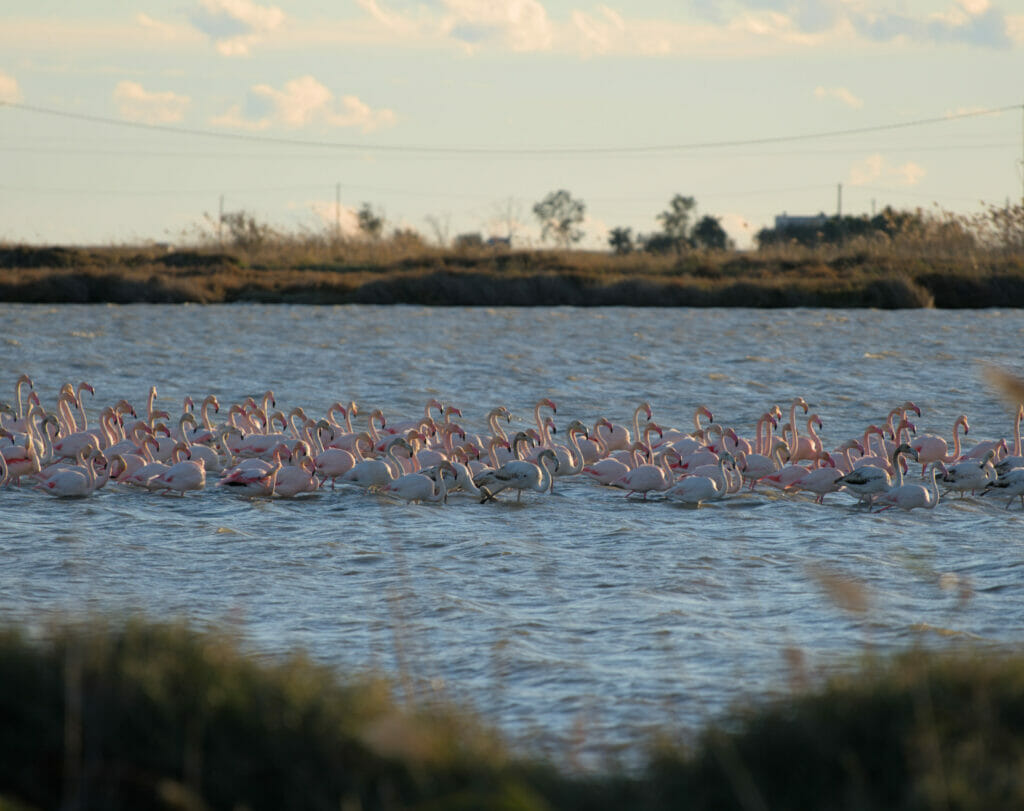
{"left": 2, "top": 618, "right": 1023, "bottom": 810}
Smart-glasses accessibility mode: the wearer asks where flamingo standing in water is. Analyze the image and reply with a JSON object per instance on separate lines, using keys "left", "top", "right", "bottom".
{"left": 664, "top": 452, "right": 736, "bottom": 506}
{"left": 474, "top": 448, "right": 559, "bottom": 503}
{"left": 613, "top": 448, "right": 677, "bottom": 500}
{"left": 596, "top": 402, "right": 651, "bottom": 453}
{"left": 981, "top": 467, "right": 1024, "bottom": 510}
{"left": 381, "top": 461, "right": 455, "bottom": 504}
{"left": 836, "top": 443, "right": 917, "bottom": 506}
{"left": 911, "top": 414, "right": 969, "bottom": 474}
{"left": 149, "top": 453, "right": 206, "bottom": 496}
{"left": 873, "top": 462, "right": 942, "bottom": 512}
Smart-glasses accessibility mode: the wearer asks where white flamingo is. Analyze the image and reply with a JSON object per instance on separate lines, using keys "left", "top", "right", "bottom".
{"left": 474, "top": 447, "right": 559, "bottom": 503}
{"left": 873, "top": 462, "right": 942, "bottom": 512}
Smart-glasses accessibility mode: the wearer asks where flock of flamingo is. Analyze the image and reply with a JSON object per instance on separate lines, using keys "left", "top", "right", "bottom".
{"left": 2, "top": 373, "right": 1024, "bottom": 511}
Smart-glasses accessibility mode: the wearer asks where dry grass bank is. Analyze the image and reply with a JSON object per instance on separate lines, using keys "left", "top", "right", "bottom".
{"left": 2, "top": 240, "right": 1023, "bottom": 307}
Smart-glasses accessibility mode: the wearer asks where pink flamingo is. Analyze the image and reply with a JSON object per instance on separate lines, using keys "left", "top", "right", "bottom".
{"left": 596, "top": 401, "right": 650, "bottom": 453}
{"left": 613, "top": 448, "right": 677, "bottom": 500}
{"left": 911, "top": 414, "right": 969, "bottom": 474}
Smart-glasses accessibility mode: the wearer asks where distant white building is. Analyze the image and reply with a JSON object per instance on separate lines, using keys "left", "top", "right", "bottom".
{"left": 774, "top": 212, "right": 829, "bottom": 230}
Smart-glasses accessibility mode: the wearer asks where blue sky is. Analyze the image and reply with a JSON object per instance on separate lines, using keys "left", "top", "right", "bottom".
{"left": 1, "top": 0, "right": 1021, "bottom": 249}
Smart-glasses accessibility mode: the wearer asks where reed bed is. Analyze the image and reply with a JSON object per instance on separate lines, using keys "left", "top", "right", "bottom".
{"left": 3, "top": 205, "right": 1024, "bottom": 307}
{"left": 2, "top": 618, "right": 1023, "bottom": 810}
{"left": 1, "top": 244, "right": 1021, "bottom": 308}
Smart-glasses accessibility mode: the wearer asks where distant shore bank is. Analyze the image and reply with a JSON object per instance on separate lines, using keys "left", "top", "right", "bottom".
{"left": 2, "top": 244, "right": 1023, "bottom": 307}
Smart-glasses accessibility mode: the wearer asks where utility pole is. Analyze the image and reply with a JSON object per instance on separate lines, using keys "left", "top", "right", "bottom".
{"left": 335, "top": 182, "right": 341, "bottom": 242}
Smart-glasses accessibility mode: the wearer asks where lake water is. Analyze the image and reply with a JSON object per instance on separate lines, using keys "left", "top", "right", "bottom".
{"left": 2, "top": 304, "right": 1023, "bottom": 768}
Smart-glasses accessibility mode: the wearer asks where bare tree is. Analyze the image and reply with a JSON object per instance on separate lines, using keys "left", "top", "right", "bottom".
{"left": 424, "top": 213, "right": 452, "bottom": 248}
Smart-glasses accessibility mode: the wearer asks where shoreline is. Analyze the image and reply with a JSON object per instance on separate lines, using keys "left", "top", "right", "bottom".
{"left": 2, "top": 244, "right": 1023, "bottom": 307}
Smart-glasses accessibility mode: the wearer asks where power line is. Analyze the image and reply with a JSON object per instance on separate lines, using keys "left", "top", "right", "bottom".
{"left": 1, "top": 99, "right": 1019, "bottom": 156}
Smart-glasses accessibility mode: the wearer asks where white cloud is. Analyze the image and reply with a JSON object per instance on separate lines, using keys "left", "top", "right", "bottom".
{"left": 213, "top": 76, "right": 397, "bottom": 133}
{"left": 570, "top": 6, "right": 628, "bottom": 54}
{"left": 136, "top": 13, "right": 184, "bottom": 41}
{"left": 0, "top": 70, "right": 21, "bottom": 103}
{"left": 113, "top": 80, "right": 190, "bottom": 124}
{"left": 305, "top": 200, "right": 363, "bottom": 236}
{"left": 849, "top": 154, "right": 926, "bottom": 187}
{"left": 188, "top": 0, "right": 285, "bottom": 56}
{"left": 442, "top": 0, "right": 553, "bottom": 52}
{"left": 813, "top": 85, "right": 864, "bottom": 109}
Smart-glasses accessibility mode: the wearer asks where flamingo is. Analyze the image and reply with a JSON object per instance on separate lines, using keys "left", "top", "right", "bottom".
{"left": 873, "top": 462, "right": 942, "bottom": 512}
{"left": 474, "top": 448, "right": 559, "bottom": 503}
{"left": 939, "top": 451, "right": 997, "bottom": 498}
{"left": 612, "top": 448, "right": 677, "bottom": 500}
{"left": 836, "top": 443, "right": 917, "bottom": 506}
{"left": 789, "top": 412, "right": 824, "bottom": 464}
{"left": 664, "top": 452, "right": 735, "bottom": 506}
{"left": 910, "top": 414, "right": 969, "bottom": 474}
{"left": 270, "top": 443, "right": 320, "bottom": 497}
{"left": 149, "top": 453, "right": 206, "bottom": 496}
{"left": 582, "top": 440, "right": 647, "bottom": 486}
{"left": 339, "top": 437, "right": 413, "bottom": 490}
{"left": 789, "top": 458, "right": 844, "bottom": 504}
{"left": 380, "top": 461, "right": 455, "bottom": 504}
{"left": 596, "top": 401, "right": 651, "bottom": 453}
{"left": 34, "top": 448, "right": 110, "bottom": 497}
{"left": 741, "top": 438, "right": 790, "bottom": 490}
{"left": 994, "top": 404, "right": 1024, "bottom": 475}
{"left": 981, "top": 468, "right": 1024, "bottom": 510}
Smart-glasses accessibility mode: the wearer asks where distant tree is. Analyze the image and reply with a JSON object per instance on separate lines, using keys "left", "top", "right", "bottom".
{"left": 656, "top": 195, "right": 696, "bottom": 254}
{"left": 692, "top": 215, "right": 731, "bottom": 250}
{"left": 639, "top": 232, "right": 677, "bottom": 255}
{"left": 608, "top": 226, "right": 634, "bottom": 255}
{"left": 491, "top": 196, "right": 524, "bottom": 244}
{"left": 391, "top": 227, "right": 427, "bottom": 251}
{"left": 454, "top": 232, "right": 484, "bottom": 250}
{"left": 214, "top": 210, "right": 277, "bottom": 251}
{"left": 424, "top": 213, "right": 452, "bottom": 247}
{"left": 357, "top": 203, "right": 384, "bottom": 240}
{"left": 533, "top": 189, "right": 586, "bottom": 248}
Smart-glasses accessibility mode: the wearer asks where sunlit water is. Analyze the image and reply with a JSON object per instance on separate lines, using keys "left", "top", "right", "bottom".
{"left": 2, "top": 304, "right": 1023, "bottom": 768}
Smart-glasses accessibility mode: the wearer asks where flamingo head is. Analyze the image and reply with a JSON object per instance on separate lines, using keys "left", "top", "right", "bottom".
{"left": 540, "top": 398, "right": 557, "bottom": 413}
{"left": 958, "top": 415, "right": 970, "bottom": 434}
{"left": 80, "top": 382, "right": 95, "bottom": 397}
{"left": 701, "top": 405, "right": 714, "bottom": 422}
{"left": 640, "top": 402, "right": 653, "bottom": 420}
{"left": 446, "top": 406, "right": 463, "bottom": 419}
{"left": 567, "top": 419, "right": 588, "bottom": 437}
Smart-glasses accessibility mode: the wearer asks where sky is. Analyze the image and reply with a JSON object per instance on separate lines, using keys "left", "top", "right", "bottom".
{"left": 1, "top": 0, "right": 1022, "bottom": 249}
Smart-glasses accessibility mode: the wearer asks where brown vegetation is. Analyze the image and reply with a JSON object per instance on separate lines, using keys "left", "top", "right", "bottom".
{"left": 2, "top": 618, "right": 1023, "bottom": 810}
{"left": 2, "top": 205, "right": 1024, "bottom": 307}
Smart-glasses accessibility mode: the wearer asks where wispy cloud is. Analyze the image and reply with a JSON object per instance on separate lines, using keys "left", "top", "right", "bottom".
{"left": 187, "top": 0, "right": 285, "bottom": 56}
{"left": 443, "top": 0, "right": 553, "bottom": 52}
{"left": 849, "top": 154, "right": 927, "bottom": 187}
{"left": 691, "top": 0, "right": 1015, "bottom": 48}
{"left": 814, "top": 85, "right": 864, "bottom": 109}
{"left": 0, "top": 70, "right": 21, "bottom": 103}
{"left": 113, "top": 80, "right": 190, "bottom": 124}
{"left": 212, "top": 76, "right": 397, "bottom": 133}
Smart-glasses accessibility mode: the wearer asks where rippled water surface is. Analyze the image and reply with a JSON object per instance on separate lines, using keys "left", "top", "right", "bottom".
{"left": 2, "top": 304, "right": 1023, "bottom": 766}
